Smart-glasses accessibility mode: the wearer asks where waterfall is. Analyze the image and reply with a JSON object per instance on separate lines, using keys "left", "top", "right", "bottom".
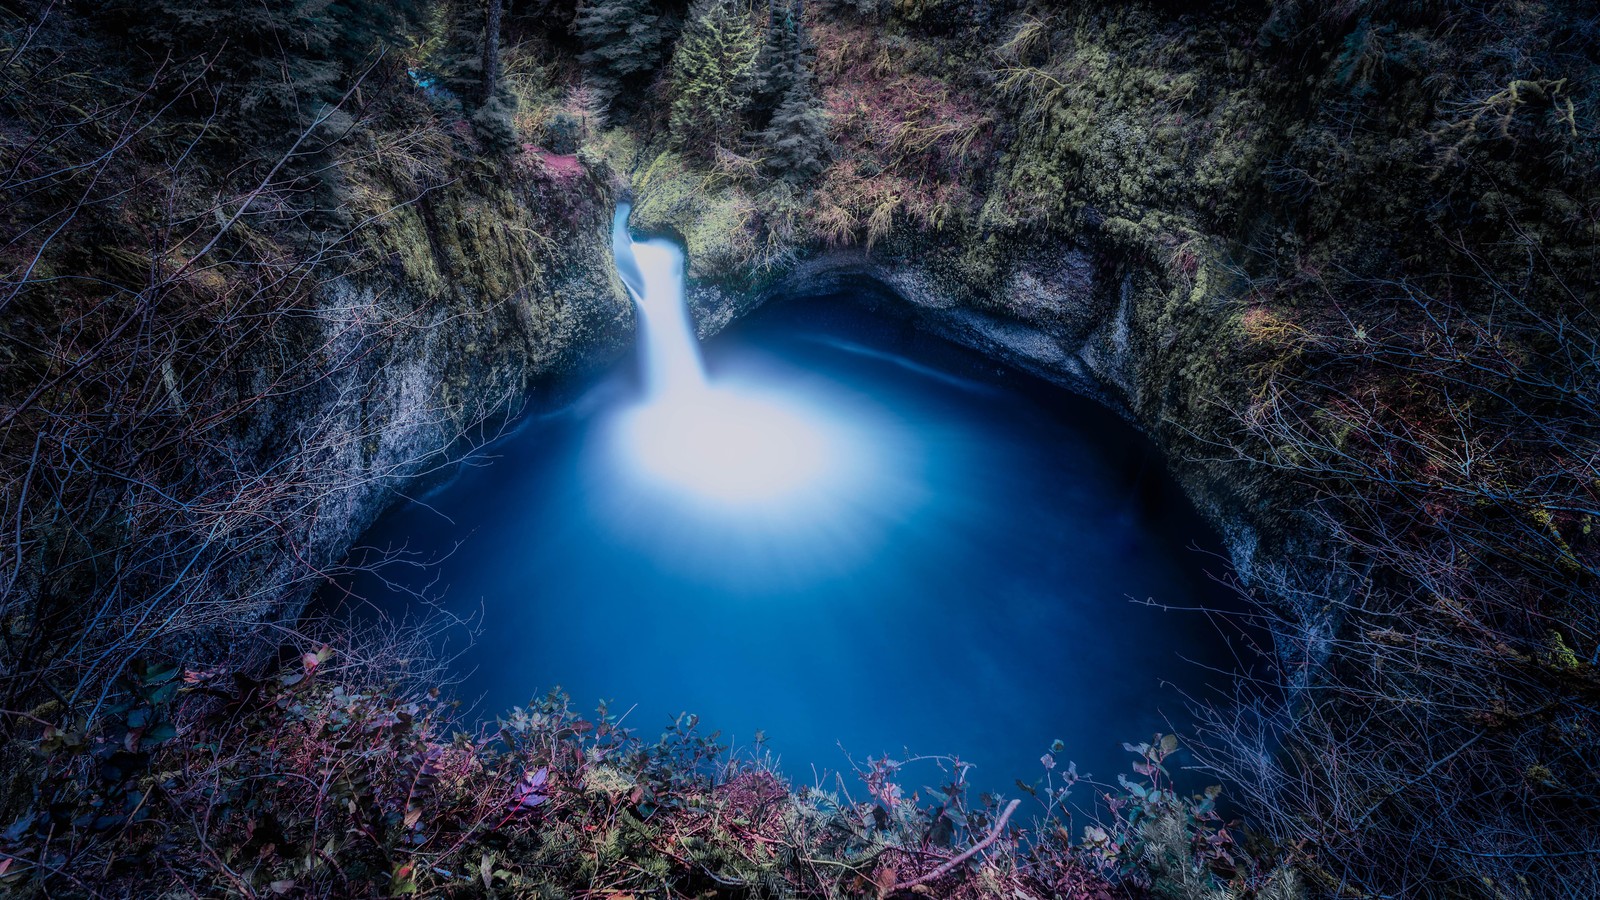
{"left": 613, "top": 203, "right": 705, "bottom": 399}
{"left": 608, "top": 202, "right": 841, "bottom": 507}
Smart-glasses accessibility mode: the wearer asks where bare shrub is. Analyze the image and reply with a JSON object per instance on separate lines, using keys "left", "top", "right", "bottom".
{"left": 0, "top": 7, "right": 503, "bottom": 737}
{"left": 1, "top": 639, "right": 1295, "bottom": 899}
{"left": 1197, "top": 227, "right": 1600, "bottom": 897}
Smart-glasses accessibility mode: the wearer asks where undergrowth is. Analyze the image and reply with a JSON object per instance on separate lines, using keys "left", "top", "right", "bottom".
{"left": 0, "top": 650, "right": 1298, "bottom": 899}
{"left": 5, "top": 1, "right": 1599, "bottom": 897}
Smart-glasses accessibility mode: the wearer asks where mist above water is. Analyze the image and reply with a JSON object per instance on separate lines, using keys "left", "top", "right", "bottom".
{"left": 603, "top": 204, "right": 906, "bottom": 568}
{"left": 328, "top": 211, "right": 1252, "bottom": 796}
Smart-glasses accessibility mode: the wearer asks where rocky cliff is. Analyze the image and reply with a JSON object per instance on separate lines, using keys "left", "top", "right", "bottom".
{"left": 4, "top": 0, "right": 1596, "bottom": 894}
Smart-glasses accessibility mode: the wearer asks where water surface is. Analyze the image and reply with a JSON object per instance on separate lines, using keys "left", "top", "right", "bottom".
{"left": 328, "top": 291, "right": 1252, "bottom": 799}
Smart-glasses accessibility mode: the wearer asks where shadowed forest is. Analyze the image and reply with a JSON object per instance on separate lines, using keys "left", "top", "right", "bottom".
{"left": 1, "top": 1, "right": 1596, "bottom": 897}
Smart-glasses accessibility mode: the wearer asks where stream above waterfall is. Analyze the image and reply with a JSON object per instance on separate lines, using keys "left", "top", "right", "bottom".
{"left": 323, "top": 216, "right": 1256, "bottom": 797}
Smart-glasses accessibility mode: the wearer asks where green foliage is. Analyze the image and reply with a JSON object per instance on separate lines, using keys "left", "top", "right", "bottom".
{"left": 424, "top": 0, "right": 519, "bottom": 153}
{"left": 545, "top": 111, "right": 585, "bottom": 153}
{"left": 90, "top": 0, "right": 424, "bottom": 139}
{"left": 744, "top": 0, "right": 827, "bottom": 181}
{"left": 750, "top": 0, "right": 808, "bottom": 120}
{"left": 833, "top": 0, "right": 889, "bottom": 18}
{"left": 889, "top": 0, "right": 1001, "bottom": 34}
{"left": 763, "top": 69, "right": 830, "bottom": 182}
{"left": 0, "top": 655, "right": 1266, "bottom": 898}
{"left": 1047, "top": 736, "right": 1304, "bottom": 900}
{"left": 628, "top": 147, "right": 806, "bottom": 280}
{"left": 472, "top": 86, "right": 523, "bottom": 152}
{"left": 575, "top": 0, "right": 672, "bottom": 111}
{"left": 667, "top": 0, "right": 760, "bottom": 157}
{"left": 1332, "top": 17, "right": 1428, "bottom": 100}
{"left": 429, "top": 0, "right": 490, "bottom": 102}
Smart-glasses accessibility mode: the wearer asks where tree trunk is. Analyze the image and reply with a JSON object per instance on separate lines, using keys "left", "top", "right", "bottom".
{"left": 483, "top": 0, "right": 503, "bottom": 101}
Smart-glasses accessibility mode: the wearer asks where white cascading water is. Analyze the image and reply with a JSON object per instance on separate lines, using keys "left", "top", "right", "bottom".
{"left": 609, "top": 203, "right": 838, "bottom": 506}
{"left": 612, "top": 204, "right": 706, "bottom": 399}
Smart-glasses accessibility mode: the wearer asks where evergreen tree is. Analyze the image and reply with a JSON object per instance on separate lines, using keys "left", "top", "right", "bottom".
{"left": 749, "top": 0, "right": 803, "bottom": 120}
{"left": 86, "top": 0, "right": 427, "bottom": 215}
{"left": 92, "top": 0, "right": 424, "bottom": 140}
{"left": 762, "top": 65, "right": 829, "bottom": 182}
{"left": 575, "top": 0, "right": 670, "bottom": 112}
{"left": 748, "top": 0, "right": 825, "bottom": 180}
{"left": 434, "top": 2, "right": 491, "bottom": 104}
{"left": 431, "top": 0, "right": 520, "bottom": 152}
{"left": 474, "top": 0, "right": 521, "bottom": 154}
{"left": 327, "top": 0, "right": 428, "bottom": 70}
{"left": 667, "top": 0, "right": 759, "bottom": 157}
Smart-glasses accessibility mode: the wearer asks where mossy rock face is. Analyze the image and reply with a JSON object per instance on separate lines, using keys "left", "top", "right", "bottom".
{"left": 259, "top": 141, "right": 637, "bottom": 640}
{"left": 20, "top": 1, "right": 1597, "bottom": 893}
{"left": 629, "top": 149, "right": 759, "bottom": 283}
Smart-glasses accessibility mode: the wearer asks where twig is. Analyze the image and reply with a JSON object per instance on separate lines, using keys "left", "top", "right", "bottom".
{"left": 885, "top": 798, "right": 1020, "bottom": 896}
